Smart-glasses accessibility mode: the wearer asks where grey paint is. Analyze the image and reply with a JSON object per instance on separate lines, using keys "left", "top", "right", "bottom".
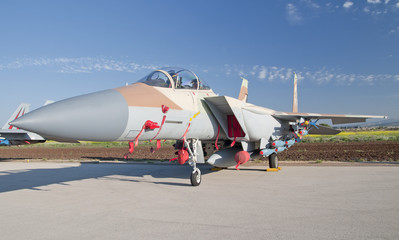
{"left": 11, "top": 89, "right": 129, "bottom": 141}
{"left": 242, "top": 109, "right": 282, "bottom": 141}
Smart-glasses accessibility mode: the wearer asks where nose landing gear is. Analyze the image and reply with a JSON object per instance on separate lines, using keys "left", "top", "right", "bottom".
{"left": 183, "top": 139, "right": 203, "bottom": 186}
{"left": 190, "top": 168, "right": 201, "bottom": 186}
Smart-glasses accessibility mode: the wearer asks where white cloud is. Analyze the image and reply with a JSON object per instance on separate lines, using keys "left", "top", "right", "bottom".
{"left": 286, "top": 3, "right": 303, "bottom": 25}
{"left": 367, "top": 0, "right": 381, "bottom": 3}
{"left": 258, "top": 67, "right": 267, "bottom": 79}
{"left": 225, "top": 64, "right": 398, "bottom": 87}
{"left": 302, "top": 0, "right": 320, "bottom": 9}
{"left": 2, "top": 58, "right": 398, "bottom": 88}
{"left": 224, "top": 64, "right": 232, "bottom": 76}
{"left": 390, "top": 26, "right": 399, "bottom": 33}
{"left": 0, "top": 57, "right": 159, "bottom": 74}
{"left": 343, "top": 1, "right": 354, "bottom": 9}
{"left": 396, "top": 2, "right": 399, "bottom": 8}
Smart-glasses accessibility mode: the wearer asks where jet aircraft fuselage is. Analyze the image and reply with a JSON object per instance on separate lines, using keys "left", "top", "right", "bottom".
{"left": 11, "top": 67, "right": 386, "bottom": 186}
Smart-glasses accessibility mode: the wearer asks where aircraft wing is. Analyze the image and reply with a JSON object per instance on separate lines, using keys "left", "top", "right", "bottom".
{"left": 272, "top": 112, "right": 387, "bottom": 125}
{"left": 241, "top": 105, "right": 387, "bottom": 124}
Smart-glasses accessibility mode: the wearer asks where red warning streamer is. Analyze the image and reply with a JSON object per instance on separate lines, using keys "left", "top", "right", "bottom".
{"left": 215, "top": 124, "right": 220, "bottom": 150}
{"left": 151, "top": 115, "right": 166, "bottom": 140}
{"left": 134, "top": 120, "right": 160, "bottom": 146}
{"left": 230, "top": 136, "right": 237, "bottom": 147}
{"left": 181, "top": 122, "right": 191, "bottom": 140}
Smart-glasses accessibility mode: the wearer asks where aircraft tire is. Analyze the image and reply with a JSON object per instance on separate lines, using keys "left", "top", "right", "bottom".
{"left": 269, "top": 153, "right": 279, "bottom": 168}
{"left": 190, "top": 168, "right": 201, "bottom": 186}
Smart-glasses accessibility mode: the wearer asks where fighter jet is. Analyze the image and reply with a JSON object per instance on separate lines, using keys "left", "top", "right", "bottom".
{"left": 1, "top": 103, "right": 46, "bottom": 146}
{"left": 11, "top": 67, "right": 386, "bottom": 185}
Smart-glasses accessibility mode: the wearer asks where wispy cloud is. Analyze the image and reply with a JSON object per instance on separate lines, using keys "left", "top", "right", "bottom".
{"left": 219, "top": 64, "right": 399, "bottom": 86}
{"left": 1, "top": 57, "right": 398, "bottom": 87}
{"left": 301, "top": 0, "right": 320, "bottom": 9}
{"left": 367, "top": 0, "right": 382, "bottom": 4}
{"left": 286, "top": 3, "right": 303, "bottom": 25}
{"left": 288, "top": 0, "right": 398, "bottom": 25}
{"left": 390, "top": 26, "right": 399, "bottom": 33}
{"left": 0, "top": 57, "right": 159, "bottom": 74}
{"left": 258, "top": 67, "right": 267, "bottom": 79}
{"left": 343, "top": 1, "right": 354, "bottom": 9}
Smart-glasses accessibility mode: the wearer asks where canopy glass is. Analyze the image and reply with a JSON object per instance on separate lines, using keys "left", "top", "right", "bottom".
{"left": 138, "top": 67, "right": 211, "bottom": 90}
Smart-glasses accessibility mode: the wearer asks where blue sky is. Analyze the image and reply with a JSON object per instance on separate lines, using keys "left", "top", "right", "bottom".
{"left": 1, "top": 0, "right": 398, "bottom": 126}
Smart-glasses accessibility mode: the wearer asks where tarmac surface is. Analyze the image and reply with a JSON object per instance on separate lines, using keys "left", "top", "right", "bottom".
{"left": 0, "top": 162, "right": 398, "bottom": 240}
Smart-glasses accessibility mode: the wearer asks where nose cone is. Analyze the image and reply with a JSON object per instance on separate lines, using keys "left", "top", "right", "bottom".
{"left": 11, "top": 89, "right": 129, "bottom": 141}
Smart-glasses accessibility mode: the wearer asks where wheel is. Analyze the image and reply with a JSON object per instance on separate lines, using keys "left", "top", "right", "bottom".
{"left": 269, "top": 153, "right": 279, "bottom": 168}
{"left": 190, "top": 168, "right": 201, "bottom": 186}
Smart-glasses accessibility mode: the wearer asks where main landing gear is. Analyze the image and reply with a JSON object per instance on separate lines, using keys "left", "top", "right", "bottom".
{"left": 268, "top": 153, "right": 279, "bottom": 169}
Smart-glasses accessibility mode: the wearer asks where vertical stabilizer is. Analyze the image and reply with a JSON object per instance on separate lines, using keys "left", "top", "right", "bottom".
{"left": 2, "top": 103, "right": 30, "bottom": 129}
{"left": 292, "top": 73, "right": 298, "bottom": 113}
{"left": 238, "top": 77, "right": 248, "bottom": 102}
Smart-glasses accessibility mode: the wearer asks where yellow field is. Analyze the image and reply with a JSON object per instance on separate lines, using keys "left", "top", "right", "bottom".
{"left": 305, "top": 130, "right": 399, "bottom": 142}
{"left": 337, "top": 130, "right": 399, "bottom": 136}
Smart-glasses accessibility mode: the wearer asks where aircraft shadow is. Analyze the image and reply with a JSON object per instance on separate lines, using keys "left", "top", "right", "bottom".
{"left": 225, "top": 168, "right": 267, "bottom": 172}
{"left": 0, "top": 157, "right": 33, "bottom": 162}
{"left": 0, "top": 163, "right": 212, "bottom": 193}
{"left": 82, "top": 156, "right": 171, "bottom": 162}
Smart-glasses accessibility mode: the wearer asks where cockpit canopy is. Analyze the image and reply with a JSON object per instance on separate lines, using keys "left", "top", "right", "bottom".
{"left": 138, "top": 67, "right": 211, "bottom": 90}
